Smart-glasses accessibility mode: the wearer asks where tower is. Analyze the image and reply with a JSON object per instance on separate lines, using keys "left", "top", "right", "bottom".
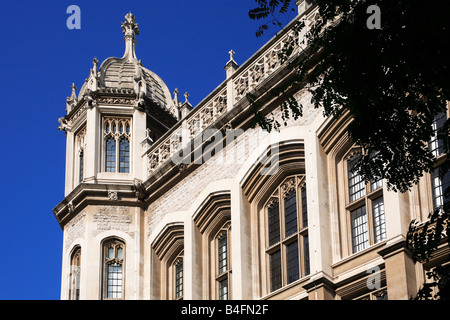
{"left": 54, "top": 13, "right": 180, "bottom": 300}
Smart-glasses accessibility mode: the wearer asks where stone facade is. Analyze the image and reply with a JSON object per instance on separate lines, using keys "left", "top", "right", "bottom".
{"left": 53, "top": 2, "right": 449, "bottom": 300}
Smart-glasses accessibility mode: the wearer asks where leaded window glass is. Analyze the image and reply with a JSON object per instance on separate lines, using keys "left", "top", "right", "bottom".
{"left": 69, "top": 247, "right": 81, "bottom": 300}
{"left": 268, "top": 201, "right": 280, "bottom": 246}
{"left": 103, "top": 240, "right": 125, "bottom": 300}
{"left": 269, "top": 250, "right": 282, "bottom": 292}
{"left": 79, "top": 150, "right": 84, "bottom": 183}
{"left": 175, "top": 258, "right": 183, "bottom": 299}
{"left": 103, "top": 118, "right": 131, "bottom": 173}
{"left": 372, "top": 197, "right": 386, "bottom": 243}
{"left": 286, "top": 241, "right": 299, "bottom": 284}
{"left": 431, "top": 166, "right": 450, "bottom": 212}
{"left": 430, "top": 112, "right": 447, "bottom": 158}
{"left": 265, "top": 176, "right": 310, "bottom": 293}
{"left": 351, "top": 206, "right": 369, "bottom": 253}
{"left": 119, "top": 138, "right": 130, "bottom": 173}
{"left": 345, "top": 150, "right": 387, "bottom": 255}
{"left": 348, "top": 156, "right": 365, "bottom": 202}
{"left": 284, "top": 190, "right": 298, "bottom": 238}
{"left": 218, "top": 232, "right": 228, "bottom": 274}
{"left": 105, "top": 137, "right": 116, "bottom": 172}
{"left": 219, "top": 278, "right": 228, "bottom": 300}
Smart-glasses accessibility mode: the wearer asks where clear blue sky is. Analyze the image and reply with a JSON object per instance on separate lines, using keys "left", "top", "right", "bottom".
{"left": 0, "top": 0, "right": 297, "bottom": 299}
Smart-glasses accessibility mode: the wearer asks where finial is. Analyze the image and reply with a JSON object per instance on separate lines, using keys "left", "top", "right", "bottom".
{"left": 229, "top": 49, "right": 235, "bottom": 61}
{"left": 184, "top": 92, "right": 190, "bottom": 103}
{"left": 93, "top": 57, "right": 98, "bottom": 68}
{"left": 71, "top": 83, "right": 77, "bottom": 92}
{"left": 121, "top": 13, "right": 140, "bottom": 60}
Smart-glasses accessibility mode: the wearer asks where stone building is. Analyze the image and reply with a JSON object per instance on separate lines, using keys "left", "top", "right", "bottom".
{"left": 53, "top": 1, "right": 449, "bottom": 300}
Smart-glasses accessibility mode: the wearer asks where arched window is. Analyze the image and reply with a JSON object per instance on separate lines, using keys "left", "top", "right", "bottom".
{"left": 216, "top": 223, "right": 231, "bottom": 300}
{"left": 174, "top": 253, "right": 184, "bottom": 300}
{"left": 102, "top": 239, "right": 125, "bottom": 300}
{"left": 105, "top": 137, "right": 116, "bottom": 172}
{"left": 69, "top": 246, "right": 81, "bottom": 300}
{"left": 103, "top": 118, "right": 131, "bottom": 173}
{"left": 151, "top": 225, "right": 184, "bottom": 300}
{"left": 265, "top": 176, "right": 309, "bottom": 293}
{"left": 119, "top": 138, "right": 130, "bottom": 173}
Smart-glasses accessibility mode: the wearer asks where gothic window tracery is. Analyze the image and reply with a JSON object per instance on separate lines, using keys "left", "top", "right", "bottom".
{"left": 69, "top": 246, "right": 81, "bottom": 300}
{"left": 102, "top": 239, "right": 125, "bottom": 300}
{"left": 265, "top": 175, "right": 310, "bottom": 293}
{"left": 103, "top": 118, "right": 131, "bottom": 173}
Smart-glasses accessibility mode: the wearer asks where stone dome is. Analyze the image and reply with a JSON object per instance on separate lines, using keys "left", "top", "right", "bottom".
{"left": 77, "top": 13, "right": 177, "bottom": 118}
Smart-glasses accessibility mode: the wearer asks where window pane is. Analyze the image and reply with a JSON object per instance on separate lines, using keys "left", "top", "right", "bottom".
{"left": 269, "top": 250, "right": 282, "bottom": 292}
{"left": 119, "top": 139, "right": 130, "bottom": 173}
{"left": 284, "top": 190, "right": 298, "bottom": 237}
{"left": 105, "top": 138, "right": 116, "bottom": 172}
{"left": 372, "top": 197, "right": 386, "bottom": 243}
{"left": 79, "top": 150, "right": 84, "bottom": 183}
{"left": 429, "top": 112, "right": 447, "bottom": 158}
{"left": 348, "top": 156, "right": 365, "bottom": 202}
{"left": 219, "top": 277, "right": 228, "bottom": 300}
{"left": 268, "top": 202, "right": 280, "bottom": 246}
{"left": 218, "top": 233, "right": 228, "bottom": 274}
{"left": 107, "top": 262, "right": 122, "bottom": 299}
{"left": 175, "top": 259, "right": 183, "bottom": 299}
{"left": 301, "top": 185, "right": 308, "bottom": 228}
{"left": 350, "top": 206, "right": 369, "bottom": 253}
{"left": 371, "top": 177, "right": 382, "bottom": 191}
{"left": 117, "top": 247, "right": 123, "bottom": 260}
{"left": 303, "top": 235, "right": 310, "bottom": 276}
{"left": 108, "top": 247, "right": 114, "bottom": 259}
{"left": 286, "top": 241, "right": 299, "bottom": 284}
{"left": 432, "top": 166, "right": 450, "bottom": 211}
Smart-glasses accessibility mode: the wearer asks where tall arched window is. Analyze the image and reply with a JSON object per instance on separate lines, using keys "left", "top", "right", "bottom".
{"left": 216, "top": 223, "right": 231, "bottom": 300}
{"left": 174, "top": 253, "right": 184, "bottom": 300}
{"left": 102, "top": 239, "right": 125, "bottom": 300}
{"left": 103, "top": 118, "right": 131, "bottom": 173}
{"left": 265, "top": 175, "right": 309, "bottom": 293}
{"left": 69, "top": 246, "right": 81, "bottom": 300}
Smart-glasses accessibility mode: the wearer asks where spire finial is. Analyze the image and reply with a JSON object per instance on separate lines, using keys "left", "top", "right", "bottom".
{"left": 184, "top": 92, "right": 190, "bottom": 103}
{"left": 121, "top": 13, "right": 140, "bottom": 60}
{"left": 229, "top": 49, "right": 235, "bottom": 61}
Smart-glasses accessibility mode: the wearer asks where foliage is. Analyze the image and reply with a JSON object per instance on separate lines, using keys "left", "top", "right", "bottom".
{"left": 248, "top": 0, "right": 450, "bottom": 299}
{"left": 248, "top": 0, "right": 450, "bottom": 193}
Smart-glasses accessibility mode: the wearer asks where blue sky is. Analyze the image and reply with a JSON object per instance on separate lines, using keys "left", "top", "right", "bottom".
{"left": 0, "top": 0, "right": 297, "bottom": 299}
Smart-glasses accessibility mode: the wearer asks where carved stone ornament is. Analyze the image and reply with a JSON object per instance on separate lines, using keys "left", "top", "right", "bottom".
{"left": 281, "top": 177, "right": 296, "bottom": 198}
{"left": 58, "top": 117, "right": 68, "bottom": 131}
{"left": 67, "top": 201, "right": 74, "bottom": 214}
{"left": 134, "top": 181, "right": 146, "bottom": 201}
{"left": 108, "top": 190, "right": 118, "bottom": 201}
{"left": 178, "top": 163, "right": 187, "bottom": 173}
{"left": 267, "top": 197, "right": 279, "bottom": 208}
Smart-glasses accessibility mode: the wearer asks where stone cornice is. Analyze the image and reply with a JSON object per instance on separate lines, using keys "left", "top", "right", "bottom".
{"left": 52, "top": 182, "right": 144, "bottom": 229}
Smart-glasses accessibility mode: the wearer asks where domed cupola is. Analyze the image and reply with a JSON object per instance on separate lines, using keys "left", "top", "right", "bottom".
{"left": 76, "top": 13, "right": 179, "bottom": 121}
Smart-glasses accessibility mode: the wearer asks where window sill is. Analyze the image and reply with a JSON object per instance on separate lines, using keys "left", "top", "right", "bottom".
{"left": 260, "top": 275, "right": 311, "bottom": 300}
{"left": 331, "top": 240, "right": 387, "bottom": 269}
